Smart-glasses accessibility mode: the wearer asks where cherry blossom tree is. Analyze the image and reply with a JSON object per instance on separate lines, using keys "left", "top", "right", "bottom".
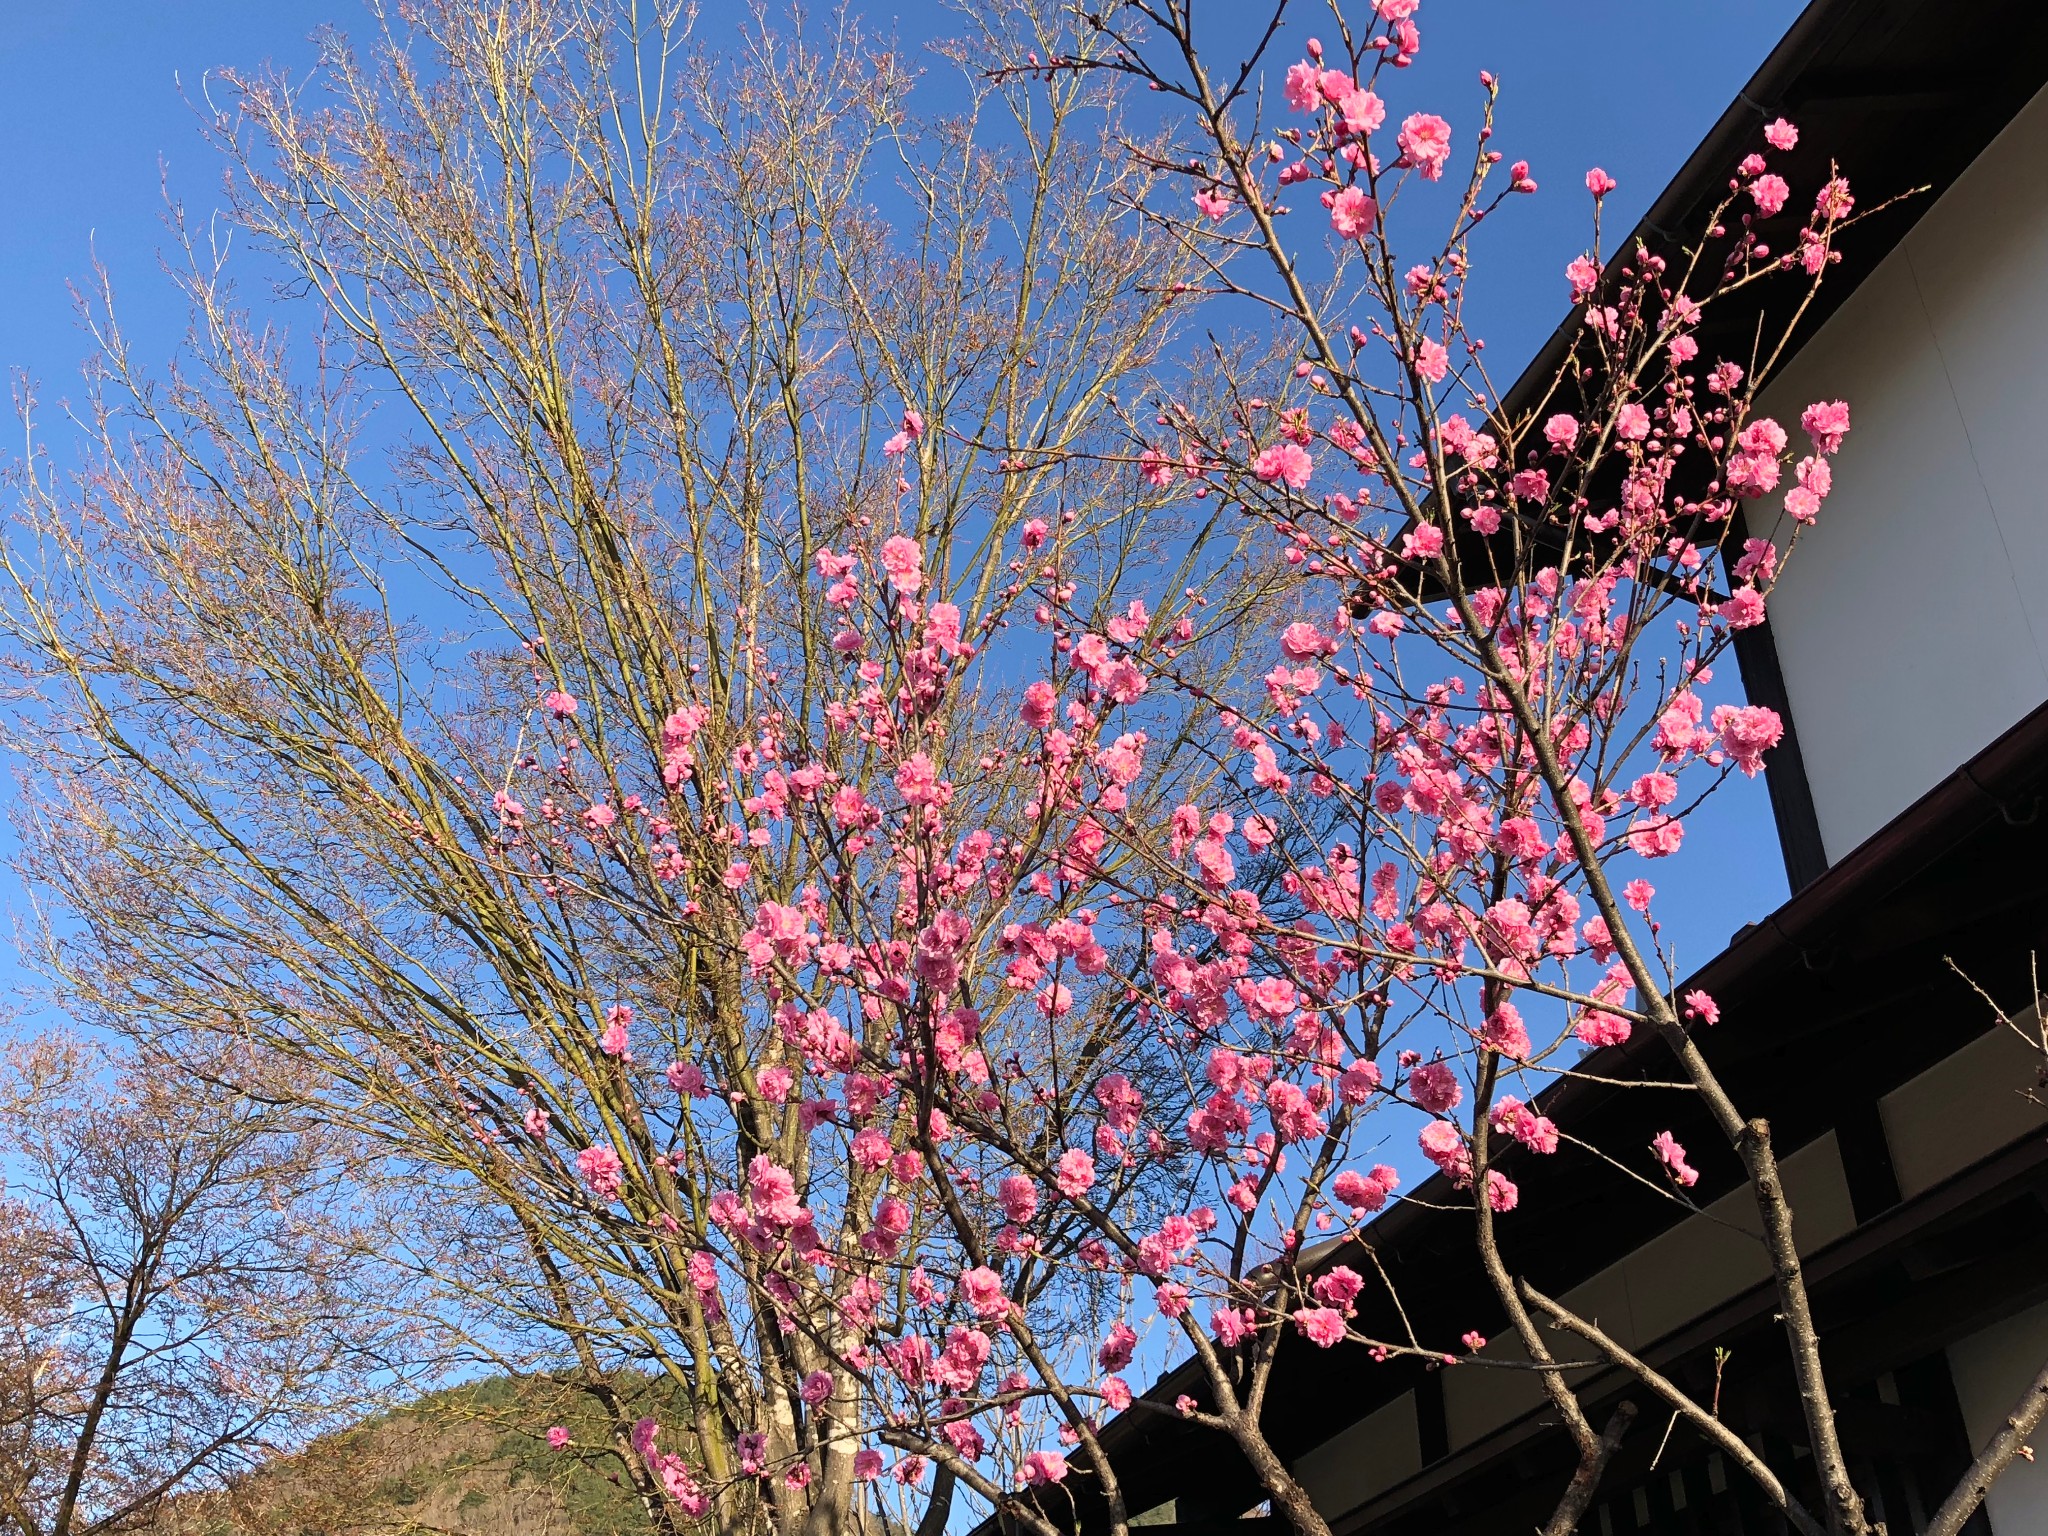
{"left": 813, "top": 7, "right": 2040, "bottom": 1536}
{"left": 8, "top": 1, "right": 2048, "bottom": 1535}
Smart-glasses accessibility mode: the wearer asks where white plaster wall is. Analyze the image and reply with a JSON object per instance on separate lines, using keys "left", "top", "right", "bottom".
{"left": 1949, "top": 1300, "right": 2048, "bottom": 1533}
{"left": 1756, "top": 80, "right": 2048, "bottom": 863}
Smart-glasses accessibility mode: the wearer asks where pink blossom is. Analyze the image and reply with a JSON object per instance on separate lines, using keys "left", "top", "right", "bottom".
{"left": 1815, "top": 176, "right": 1854, "bottom": 220}
{"left": 1021, "top": 680, "right": 1057, "bottom": 729}
{"left": 1337, "top": 1060, "right": 1382, "bottom": 1104}
{"left": 1239, "top": 975, "right": 1297, "bottom": 1020}
{"left": 1332, "top": 1166, "right": 1394, "bottom": 1214}
{"left": 1480, "top": 898, "right": 1540, "bottom": 963}
{"left": 851, "top": 1128, "right": 893, "bottom": 1170}
{"left": 737, "top": 1431, "right": 768, "bottom": 1476}
{"left": 1250, "top": 741, "right": 1292, "bottom": 792}
{"left": 1341, "top": 88, "right": 1386, "bottom": 135}
{"left": 1764, "top": 118, "right": 1799, "bottom": 150}
{"left": 1055, "top": 1147, "right": 1096, "bottom": 1199}
{"left": 542, "top": 689, "right": 579, "bottom": 719}
{"left": 1585, "top": 167, "right": 1617, "bottom": 197}
{"left": 883, "top": 407, "right": 924, "bottom": 457}
{"left": 1283, "top": 61, "right": 1323, "bottom": 114}
{"left": 1397, "top": 113, "right": 1453, "bottom": 180}
{"left": 1615, "top": 777, "right": 1670, "bottom": 819}
{"left": 1462, "top": 1331, "right": 1487, "bottom": 1352}
{"left": 895, "top": 752, "right": 948, "bottom": 807}
{"left": 1575, "top": 1010, "right": 1632, "bottom": 1048}
{"left": 1543, "top": 413, "right": 1579, "bottom": 450}
{"left": 1418, "top": 1119, "right": 1471, "bottom": 1181}
{"left": 634, "top": 1421, "right": 661, "bottom": 1465}
{"left": 1711, "top": 703, "right": 1783, "bottom": 777}
{"left": 961, "top": 1266, "right": 1010, "bottom": 1318}
{"left": 1096, "top": 1073, "right": 1145, "bottom": 1133}
{"left": 1312, "top": 1265, "right": 1364, "bottom": 1309}
{"left": 1801, "top": 399, "right": 1851, "bottom": 453}
{"left": 666, "top": 1060, "right": 706, "bottom": 1097}
{"left": 1212, "top": 1306, "right": 1257, "bottom": 1346}
{"left": 1265, "top": 1080, "right": 1326, "bottom": 1144}
{"left": 1744, "top": 172, "right": 1788, "bottom": 217}
{"left": 1652, "top": 1131, "right": 1700, "bottom": 1187}
{"left": 998, "top": 1174, "right": 1040, "bottom": 1224}
{"left": 853, "top": 1449, "right": 885, "bottom": 1482}
{"left": 1294, "top": 1307, "right": 1347, "bottom": 1347}
{"left": 1280, "top": 621, "right": 1335, "bottom": 661}
{"left": 1020, "top": 1451, "right": 1069, "bottom": 1487}
{"left": 1486, "top": 1171, "right": 1519, "bottom": 1213}
{"left": 1623, "top": 879, "right": 1655, "bottom": 912}
{"left": 879, "top": 535, "right": 924, "bottom": 594}
{"left": 1193, "top": 187, "right": 1231, "bottom": 222}
{"left": 1330, "top": 186, "right": 1377, "bottom": 239}
{"left": 1627, "top": 815, "right": 1684, "bottom": 859}
{"left": 1098, "top": 1322, "right": 1137, "bottom": 1371}
{"left": 1493, "top": 1099, "right": 1559, "bottom": 1155}
{"left": 800, "top": 1370, "right": 834, "bottom": 1406}
{"left": 1683, "top": 989, "right": 1722, "bottom": 1025}
{"left": 1253, "top": 442, "right": 1314, "bottom": 489}
{"left": 577, "top": 1144, "right": 625, "bottom": 1201}
{"left": 1566, "top": 255, "right": 1600, "bottom": 301}
{"left": 873, "top": 1195, "right": 911, "bottom": 1237}
{"left": 1409, "top": 1059, "right": 1462, "bottom": 1114}
{"left": 1413, "top": 338, "right": 1450, "bottom": 384}
{"left": 1615, "top": 403, "right": 1651, "bottom": 442}
{"left": 548, "top": 1426, "right": 571, "bottom": 1449}
{"left": 1402, "top": 523, "right": 1444, "bottom": 561}
{"left": 750, "top": 1156, "right": 806, "bottom": 1227}
{"left": 1735, "top": 537, "right": 1779, "bottom": 583}
{"left": 1717, "top": 586, "right": 1767, "bottom": 630}
{"left": 1725, "top": 452, "right": 1781, "bottom": 498}
{"left": 1035, "top": 981, "right": 1074, "bottom": 1017}
{"left": 1479, "top": 1001, "right": 1531, "bottom": 1061}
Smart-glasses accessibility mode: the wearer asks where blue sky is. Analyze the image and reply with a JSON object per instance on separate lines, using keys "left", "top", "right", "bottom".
{"left": 0, "top": 0, "right": 1807, "bottom": 1007}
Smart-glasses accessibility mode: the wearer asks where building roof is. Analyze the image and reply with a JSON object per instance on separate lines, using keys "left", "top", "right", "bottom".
{"left": 975, "top": 0, "right": 2048, "bottom": 1527}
